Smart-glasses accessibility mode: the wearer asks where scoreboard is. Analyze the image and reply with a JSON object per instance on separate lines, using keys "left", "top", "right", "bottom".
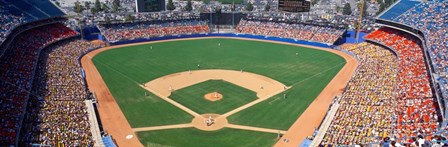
{"left": 278, "top": 0, "right": 311, "bottom": 12}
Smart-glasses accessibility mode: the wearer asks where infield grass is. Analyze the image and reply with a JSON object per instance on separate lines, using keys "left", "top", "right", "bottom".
{"left": 93, "top": 61, "right": 194, "bottom": 128}
{"left": 137, "top": 128, "right": 277, "bottom": 147}
{"left": 169, "top": 80, "right": 257, "bottom": 114}
{"left": 92, "top": 38, "right": 345, "bottom": 145}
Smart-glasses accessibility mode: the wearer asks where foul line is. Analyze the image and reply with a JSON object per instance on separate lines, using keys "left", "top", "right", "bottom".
{"left": 90, "top": 56, "right": 142, "bottom": 86}
{"left": 132, "top": 123, "right": 193, "bottom": 132}
{"left": 86, "top": 38, "right": 355, "bottom": 138}
{"left": 221, "top": 87, "right": 287, "bottom": 118}
{"left": 91, "top": 54, "right": 203, "bottom": 117}
{"left": 226, "top": 124, "right": 286, "bottom": 134}
{"left": 268, "top": 96, "right": 284, "bottom": 105}
{"left": 290, "top": 61, "right": 347, "bottom": 88}
{"left": 141, "top": 85, "right": 201, "bottom": 117}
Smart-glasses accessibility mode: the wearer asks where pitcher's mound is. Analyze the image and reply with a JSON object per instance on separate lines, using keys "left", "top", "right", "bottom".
{"left": 204, "top": 92, "right": 223, "bottom": 102}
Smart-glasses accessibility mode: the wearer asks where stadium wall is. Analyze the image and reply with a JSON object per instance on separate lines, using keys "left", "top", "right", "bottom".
{"left": 106, "top": 33, "right": 335, "bottom": 48}
{"left": 340, "top": 30, "right": 367, "bottom": 44}
{"left": 76, "top": 26, "right": 103, "bottom": 41}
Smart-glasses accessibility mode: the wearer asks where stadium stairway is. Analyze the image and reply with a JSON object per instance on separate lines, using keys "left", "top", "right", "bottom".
{"left": 85, "top": 100, "right": 106, "bottom": 147}
{"left": 309, "top": 101, "right": 341, "bottom": 146}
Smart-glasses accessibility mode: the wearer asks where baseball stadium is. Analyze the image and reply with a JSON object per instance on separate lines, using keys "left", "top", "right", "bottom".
{"left": 0, "top": 0, "right": 447, "bottom": 146}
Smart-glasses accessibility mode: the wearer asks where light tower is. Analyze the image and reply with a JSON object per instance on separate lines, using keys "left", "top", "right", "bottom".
{"left": 356, "top": 0, "right": 365, "bottom": 43}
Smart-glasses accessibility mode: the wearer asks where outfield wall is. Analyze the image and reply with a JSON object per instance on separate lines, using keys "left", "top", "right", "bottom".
{"left": 107, "top": 33, "right": 335, "bottom": 48}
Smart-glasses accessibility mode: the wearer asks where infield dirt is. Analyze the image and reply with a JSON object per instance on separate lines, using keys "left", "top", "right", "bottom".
{"left": 204, "top": 92, "right": 223, "bottom": 101}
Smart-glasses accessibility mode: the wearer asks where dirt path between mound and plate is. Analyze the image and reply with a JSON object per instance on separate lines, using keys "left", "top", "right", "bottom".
{"left": 81, "top": 37, "right": 358, "bottom": 147}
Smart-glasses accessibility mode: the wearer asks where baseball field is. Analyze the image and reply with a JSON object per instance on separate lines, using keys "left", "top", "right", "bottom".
{"left": 84, "top": 37, "right": 352, "bottom": 146}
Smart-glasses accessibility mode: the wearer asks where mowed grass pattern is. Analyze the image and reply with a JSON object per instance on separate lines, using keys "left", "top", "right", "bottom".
{"left": 227, "top": 63, "right": 343, "bottom": 130}
{"left": 92, "top": 38, "right": 346, "bottom": 145}
{"left": 92, "top": 60, "right": 193, "bottom": 128}
{"left": 169, "top": 80, "right": 257, "bottom": 114}
{"left": 137, "top": 128, "right": 277, "bottom": 147}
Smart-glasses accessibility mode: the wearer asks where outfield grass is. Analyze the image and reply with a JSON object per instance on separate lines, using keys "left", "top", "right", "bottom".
{"left": 227, "top": 63, "right": 344, "bottom": 130}
{"left": 169, "top": 80, "right": 257, "bottom": 114}
{"left": 93, "top": 60, "right": 193, "bottom": 128}
{"left": 137, "top": 128, "right": 277, "bottom": 147}
{"left": 92, "top": 38, "right": 345, "bottom": 145}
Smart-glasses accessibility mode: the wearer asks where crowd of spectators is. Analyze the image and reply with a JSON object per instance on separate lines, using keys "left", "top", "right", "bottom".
{"left": 20, "top": 39, "right": 95, "bottom": 146}
{"left": 394, "top": 1, "right": 448, "bottom": 104}
{"left": 0, "top": 23, "right": 78, "bottom": 145}
{"left": 97, "top": 19, "right": 209, "bottom": 42}
{"left": 69, "top": 11, "right": 201, "bottom": 28}
{"left": 321, "top": 42, "right": 398, "bottom": 145}
{"left": 0, "top": 5, "right": 28, "bottom": 44}
{"left": 236, "top": 19, "right": 345, "bottom": 44}
{"left": 0, "top": 0, "right": 66, "bottom": 45}
{"left": 321, "top": 36, "right": 444, "bottom": 145}
{"left": 245, "top": 12, "right": 377, "bottom": 32}
{"left": 320, "top": 2, "right": 448, "bottom": 145}
{"left": 366, "top": 27, "right": 439, "bottom": 142}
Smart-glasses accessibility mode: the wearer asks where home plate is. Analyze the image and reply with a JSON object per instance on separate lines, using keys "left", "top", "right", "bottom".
{"left": 126, "top": 134, "right": 133, "bottom": 139}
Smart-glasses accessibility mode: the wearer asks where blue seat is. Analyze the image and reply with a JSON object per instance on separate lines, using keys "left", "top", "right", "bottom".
{"left": 379, "top": 0, "right": 421, "bottom": 20}
{"left": 8, "top": 0, "right": 50, "bottom": 19}
{"left": 26, "top": 0, "right": 65, "bottom": 17}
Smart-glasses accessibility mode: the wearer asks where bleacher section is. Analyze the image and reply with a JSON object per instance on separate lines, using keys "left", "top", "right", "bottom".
{"left": 97, "top": 19, "right": 210, "bottom": 42}
{"left": 236, "top": 19, "right": 345, "bottom": 44}
{"left": 8, "top": 0, "right": 51, "bottom": 19}
{"left": 0, "top": 23, "right": 78, "bottom": 146}
{"left": 0, "top": 0, "right": 35, "bottom": 20}
{"left": 19, "top": 38, "right": 96, "bottom": 146}
{"left": 27, "top": 0, "right": 65, "bottom": 17}
{"left": 320, "top": 42, "right": 398, "bottom": 145}
{"left": 378, "top": 0, "right": 421, "bottom": 20}
{"left": 393, "top": 1, "right": 448, "bottom": 104}
{"left": 0, "top": 0, "right": 65, "bottom": 44}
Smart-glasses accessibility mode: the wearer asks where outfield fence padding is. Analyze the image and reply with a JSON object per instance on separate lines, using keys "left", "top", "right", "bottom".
{"left": 107, "top": 33, "right": 335, "bottom": 48}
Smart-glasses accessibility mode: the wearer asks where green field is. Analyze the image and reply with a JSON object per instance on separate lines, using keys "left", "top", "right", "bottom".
{"left": 137, "top": 128, "right": 277, "bottom": 147}
{"left": 92, "top": 38, "right": 345, "bottom": 146}
{"left": 169, "top": 80, "right": 257, "bottom": 114}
